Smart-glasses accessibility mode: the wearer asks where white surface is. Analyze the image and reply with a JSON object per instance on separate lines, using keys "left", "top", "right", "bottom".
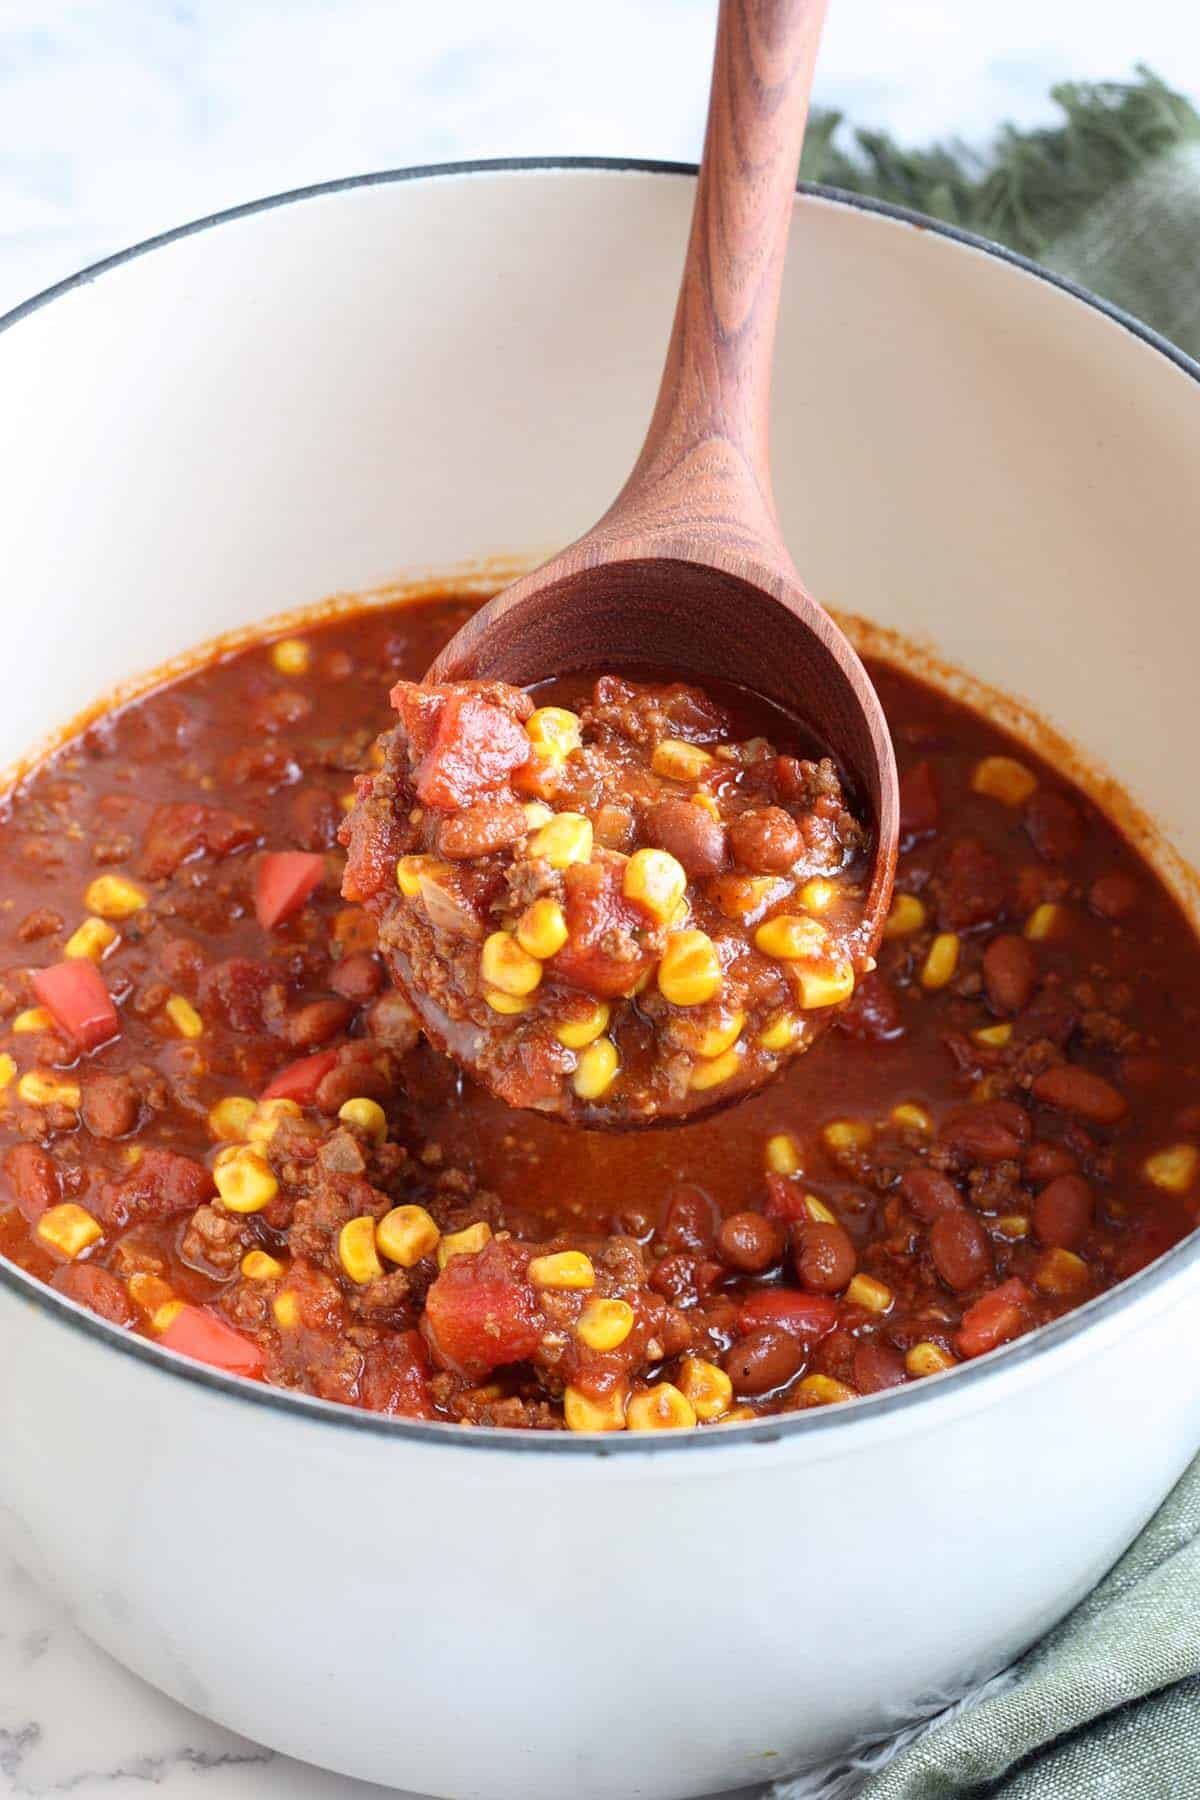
{"left": 1, "top": 0, "right": 1198, "bottom": 316}
{"left": 0, "top": 168, "right": 1199, "bottom": 1800}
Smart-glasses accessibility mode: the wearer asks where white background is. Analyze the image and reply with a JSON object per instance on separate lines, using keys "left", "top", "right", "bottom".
{"left": 2, "top": 0, "right": 1199, "bottom": 314}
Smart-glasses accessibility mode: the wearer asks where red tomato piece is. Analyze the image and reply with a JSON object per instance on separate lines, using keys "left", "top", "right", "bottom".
{"left": 31, "top": 960, "right": 119, "bottom": 1050}
{"left": 159, "top": 1305, "right": 265, "bottom": 1379}
{"left": 738, "top": 1289, "right": 839, "bottom": 1339}
{"left": 956, "top": 1278, "right": 1031, "bottom": 1360}
{"left": 762, "top": 1172, "right": 810, "bottom": 1223}
{"left": 414, "top": 695, "right": 532, "bottom": 810}
{"left": 551, "top": 862, "right": 656, "bottom": 998}
{"left": 260, "top": 1048, "right": 340, "bottom": 1104}
{"left": 422, "top": 1239, "right": 543, "bottom": 1379}
{"left": 254, "top": 851, "right": 326, "bottom": 930}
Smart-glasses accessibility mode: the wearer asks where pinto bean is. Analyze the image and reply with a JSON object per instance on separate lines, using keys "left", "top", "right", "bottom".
{"left": 330, "top": 952, "right": 384, "bottom": 1002}
{"left": 644, "top": 797, "right": 727, "bottom": 878}
{"left": 938, "top": 1100, "right": 1031, "bottom": 1164}
{"left": 51, "top": 1263, "right": 139, "bottom": 1329}
{"left": 724, "top": 1325, "right": 805, "bottom": 1397}
{"left": 793, "top": 1221, "right": 857, "bottom": 1293}
{"left": 286, "top": 998, "right": 355, "bottom": 1049}
{"left": 935, "top": 838, "right": 1008, "bottom": 932}
{"left": 288, "top": 785, "right": 340, "bottom": 851}
{"left": 835, "top": 971, "right": 905, "bottom": 1042}
{"left": 314, "top": 1056, "right": 391, "bottom": 1113}
{"left": 3, "top": 1143, "right": 61, "bottom": 1224}
{"left": 900, "top": 1166, "right": 962, "bottom": 1221}
{"left": 982, "top": 935, "right": 1038, "bottom": 1015}
{"left": 1024, "top": 790, "right": 1085, "bottom": 862}
{"left": 716, "top": 1210, "right": 785, "bottom": 1274}
{"left": 930, "top": 1210, "right": 992, "bottom": 1291}
{"left": 437, "top": 798, "right": 528, "bottom": 861}
{"left": 1033, "top": 1174, "right": 1093, "bottom": 1250}
{"left": 852, "top": 1341, "right": 906, "bottom": 1393}
{"left": 1032, "top": 1065, "right": 1127, "bottom": 1125}
{"left": 81, "top": 1073, "right": 140, "bottom": 1140}
{"left": 1089, "top": 872, "right": 1139, "bottom": 920}
{"left": 728, "top": 807, "right": 803, "bottom": 873}
{"left": 657, "top": 1184, "right": 720, "bottom": 1252}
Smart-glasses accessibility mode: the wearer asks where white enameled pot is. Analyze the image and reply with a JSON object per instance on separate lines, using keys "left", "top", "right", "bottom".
{"left": 1, "top": 162, "right": 1199, "bottom": 1800}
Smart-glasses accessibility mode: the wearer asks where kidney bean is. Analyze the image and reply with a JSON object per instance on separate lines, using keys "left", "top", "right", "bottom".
{"left": 728, "top": 807, "right": 804, "bottom": 873}
{"left": 935, "top": 838, "right": 1008, "bottom": 932}
{"left": 982, "top": 934, "right": 1038, "bottom": 1015}
{"left": 1032, "top": 1065, "right": 1127, "bottom": 1125}
{"left": 437, "top": 798, "right": 528, "bottom": 861}
{"left": 835, "top": 971, "right": 905, "bottom": 1042}
{"left": 939, "top": 1100, "right": 1031, "bottom": 1164}
{"left": 930, "top": 1210, "right": 993, "bottom": 1292}
{"left": 762, "top": 1171, "right": 810, "bottom": 1223}
{"left": 51, "top": 1263, "right": 139, "bottom": 1329}
{"left": 3, "top": 1143, "right": 61, "bottom": 1224}
{"left": 365, "top": 990, "right": 420, "bottom": 1053}
{"left": 287, "top": 785, "right": 340, "bottom": 851}
{"left": 717, "top": 1210, "right": 785, "bottom": 1274}
{"left": 314, "top": 1056, "right": 390, "bottom": 1113}
{"left": 739, "top": 1289, "right": 839, "bottom": 1339}
{"left": 1089, "top": 872, "right": 1139, "bottom": 919}
{"left": 899, "top": 760, "right": 939, "bottom": 845}
{"left": 1121, "top": 1054, "right": 1166, "bottom": 1088}
{"left": 900, "top": 1166, "right": 962, "bottom": 1220}
{"left": 286, "top": 998, "right": 356, "bottom": 1049}
{"left": 81, "top": 1073, "right": 140, "bottom": 1140}
{"left": 329, "top": 951, "right": 384, "bottom": 1003}
{"left": 1033, "top": 1174, "right": 1093, "bottom": 1250}
{"left": 724, "top": 1325, "right": 806, "bottom": 1397}
{"left": 852, "top": 1341, "right": 907, "bottom": 1393}
{"left": 794, "top": 1221, "right": 857, "bottom": 1293}
{"left": 644, "top": 797, "right": 727, "bottom": 878}
{"left": 956, "top": 1278, "right": 1030, "bottom": 1359}
{"left": 1023, "top": 1141, "right": 1078, "bottom": 1183}
{"left": 657, "top": 1184, "right": 720, "bottom": 1252}
{"left": 1024, "top": 790, "right": 1085, "bottom": 862}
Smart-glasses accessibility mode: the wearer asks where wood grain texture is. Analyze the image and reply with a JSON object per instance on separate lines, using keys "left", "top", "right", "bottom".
{"left": 431, "top": 0, "right": 898, "bottom": 965}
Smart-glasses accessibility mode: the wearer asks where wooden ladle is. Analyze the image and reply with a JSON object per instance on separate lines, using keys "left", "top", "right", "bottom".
{"left": 430, "top": 0, "right": 898, "bottom": 972}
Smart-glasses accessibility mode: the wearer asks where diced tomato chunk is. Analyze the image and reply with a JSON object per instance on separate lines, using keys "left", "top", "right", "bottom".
{"left": 956, "top": 1278, "right": 1031, "bottom": 1359}
{"left": 551, "top": 862, "right": 656, "bottom": 998}
{"left": 414, "top": 694, "right": 532, "bottom": 810}
{"left": 422, "top": 1239, "right": 543, "bottom": 1379}
{"left": 31, "top": 960, "right": 119, "bottom": 1050}
{"left": 738, "top": 1289, "right": 839, "bottom": 1339}
{"left": 260, "top": 1048, "right": 340, "bottom": 1104}
{"left": 159, "top": 1304, "right": 265, "bottom": 1379}
{"left": 762, "top": 1172, "right": 810, "bottom": 1223}
{"left": 254, "top": 851, "right": 326, "bottom": 929}
{"left": 359, "top": 1329, "right": 434, "bottom": 1418}
{"left": 899, "top": 760, "right": 939, "bottom": 846}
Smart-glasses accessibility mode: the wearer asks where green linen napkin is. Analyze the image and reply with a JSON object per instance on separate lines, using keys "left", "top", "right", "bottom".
{"left": 767, "top": 70, "right": 1200, "bottom": 1799}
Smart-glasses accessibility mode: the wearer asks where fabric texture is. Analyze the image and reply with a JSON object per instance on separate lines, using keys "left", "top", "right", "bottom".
{"left": 768, "top": 70, "right": 1200, "bottom": 1799}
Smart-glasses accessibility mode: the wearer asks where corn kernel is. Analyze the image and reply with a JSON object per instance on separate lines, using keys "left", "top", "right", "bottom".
{"left": 17, "top": 1070, "right": 81, "bottom": 1108}
{"left": 677, "top": 1356, "right": 733, "bottom": 1422}
{"left": 165, "top": 994, "right": 203, "bottom": 1039}
{"left": 338, "top": 1215, "right": 384, "bottom": 1285}
{"left": 626, "top": 1383, "right": 697, "bottom": 1431}
{"left": 271, "top": 636, "right": 310, "bottom": 675}
{"left": 689, "top": 1045, "right": 743, "bottom": 1091}
{"left": 12, "top": 1007, "right": 52, "bottom": 1034}
{"left": 754, "top": 914, "right": 828, "bottom": 961}
{"left": 793, "top": 960, "right": 856, "bottom": 1009}
{"left": 64, "top": 917, "right": 118, "bottom": 962}
{"left": 528, "top": 812, "right": 593, "bottom": 869}
{"left": 36, "top": 1202, "right": 101, "bottom": 1259}
{"left": 765, "top": 1132, "right": 801, "bottom": 1175}
{"left": 798, "top": 877, "right": 837, "bottom": 914}
{"left": 972, "top": 755, "right": 1037, "bottom": 806}
{"left": 994, "top": 1214, "right": 1030, "bottom": 1240}
{"left": 921, "top": 932, "right": 960, "bottom": 989}
{"left": 905, "top": 1342, "right": 957, "bottom": 1378}
{"left": 245, "top": 1098, "right": 302, "bottom": 1145}
{"left": 691, "top": 790, "right": 721, "bottom": 822}
{"left": 651, "top": 739, "right": 714, "bottom": 782}
{"left": 658, "top": 930, "right": 722, "bottom": 1007}
{"left": 715, "top": 875, "right": 785, "bottom": 922}
{"left": 795, "top": 1374, "right": 855, "bottom": 1405}
{"left": 396, "top": 855, "right": 429, "bottom": 898}
{"left": 241, "top": 1250, "right": 285, "bottom": 1281}
{"left": 552, "top": 1000, "right": 610, "bottom": 1049}
{"left": 1034, "top": 1247, "right": 1089, "bottom": 1297}
{"left": 564, "top": 1385, "right": 627, "bottom": 1432}
{"left": 484, "top": 988, "right": 534, "bottom": 1014}
{"left": 573, "top": 1037, "right": 620, "bottom": 1101}
{"left": 522, "top": 801, "right": 554, "bottom": 830}
{"left": 883, "top": 893, "right": 926, "bottom": 939}
{"left": 695, "top": 1011, "right": 745, "bottom": 1059}
{"left": 623, "top": 848, "right": 687, "bottom": 924}
{"left": 338, "top": 1096, "right": 388, "bottom": 1141}
{"left": 273, "top": 1290, "right": 301, "bottom": 1329}
{"left": 377, "top": 1204, "right": 441, "bottom": 1267}
{"left": 973, "top": 1022, "right": 1012, "bottom": 1047}
{"left": 339, "top": 791, "right": 357, "bottom": 813}
{"left": 516, "top": 897, "right": 568, "bottom": 961}
{"left": 1143, "top": 1144, "right": 1198, "bottom": 1194}
{"left": 1025, "top": 902, "right": 1065, "bottom": 942}
{"left": 759, "top": 1009, "right": 803, "bottom": 1052}
{"left": 719, "top": 1405, "right": 759, "bottom": 1423}
{"left": 437, "top": 1220, "right": 492, "bottom": 1268}
{"left": 823, "top": 1119, "right": 872, "bottom": 1154}
{"left": 528, "top": 1249, "right": 595, "bottom": 1290}
{"left": 890, "top": 1102, "right": 932, "bottom": 1135}
{"left": 84, "top": 875, "right": 148, "bottom": 920}
{"left": 802, "top": 1193, "right": 837, "bottom": 1224}
{"left": 526, "top": 706, "right": 582, "bottom": 762}
{"left": 845, "top": 1273, "right": 892, "bottom": 1313}
{"left": 152, "top": 1299, "right": 184, "bottom": 1333}
{"left": 214, "top": 1148, "right": 278, "bottom": 1214}
{"left": 575, "top": 1296, "right": 634, "bottom": 1351}
{"left": 0, "top": 1053, "right": 14, "bottom": 1091}
{"left": 128, "top": 1272, "right": 175, "bottom": 1314}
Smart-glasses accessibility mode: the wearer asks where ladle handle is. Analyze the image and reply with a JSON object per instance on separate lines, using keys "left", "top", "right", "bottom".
{"left": 604, "top": 0, "right": 828, "bottom": 559}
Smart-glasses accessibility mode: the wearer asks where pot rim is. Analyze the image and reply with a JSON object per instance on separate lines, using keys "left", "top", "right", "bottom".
{"left": 3, "top": 155, "right": 1198, "bottom": 1458}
